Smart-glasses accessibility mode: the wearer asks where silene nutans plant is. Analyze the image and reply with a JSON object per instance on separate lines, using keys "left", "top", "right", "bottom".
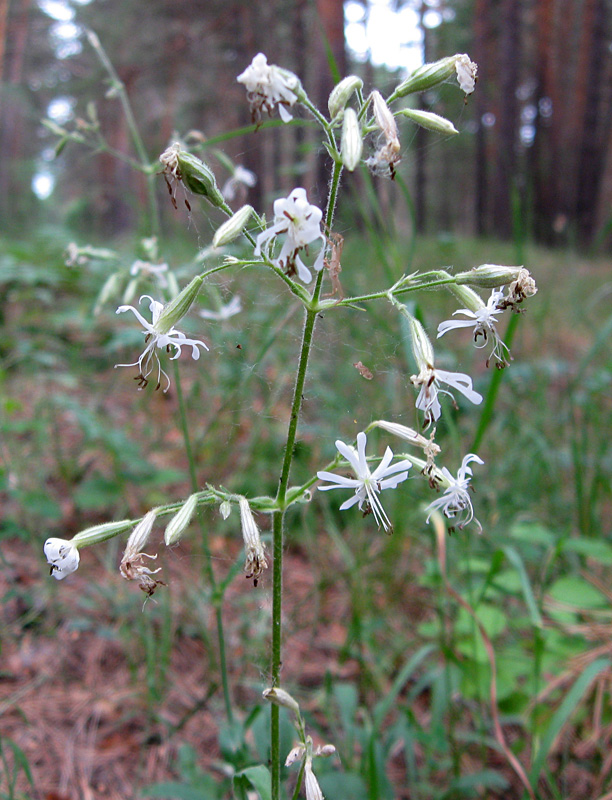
{"left": 43, "top": 37, "right": 537, "bottom": 800}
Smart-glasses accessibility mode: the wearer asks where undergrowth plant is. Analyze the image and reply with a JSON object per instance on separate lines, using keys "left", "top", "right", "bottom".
{"left": 42, "top": 33, "right": 542, "bottom": 800}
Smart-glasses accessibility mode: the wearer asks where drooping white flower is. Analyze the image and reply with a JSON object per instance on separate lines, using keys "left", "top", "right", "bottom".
{"left": 304, "top": 760, "right": 324, "bottom": 800}
{"left": 409, "top": 316, "right": 482, "bottom": 425}
{"left": 237, "top": 53, "right": 301, "bottom": 124}
{"left": 129, "top": 260, "right": 169, "bottom": 289}
{"left": 199, "top": 295, "right": 242, "bottom": 321}
{"left": 437, "top": 289, "right": 510, "bottom": 367}
{"left": 412, "top": 366, "right": 483, "bottom": 426}
{"left": 317, "top": 431, "right": 411, "bottom": 532}
{"left": 44, "top": 537, "right": 80, "bottom": 580}
{"left": 238, "top": 497, "right": 268, "bottom": 582}
{"left": 426, "top": 453, "right": 484, "bottom": 529}
{"left": 115, "top": 295, "right": 208, "bottom": 391}
{"left": 255, "top": 188, "right": 326, "bottom": 284}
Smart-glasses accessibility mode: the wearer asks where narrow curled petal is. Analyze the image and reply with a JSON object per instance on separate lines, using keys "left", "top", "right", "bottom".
{"left": 435, "top": 369, "right": 483, "bottom": 406}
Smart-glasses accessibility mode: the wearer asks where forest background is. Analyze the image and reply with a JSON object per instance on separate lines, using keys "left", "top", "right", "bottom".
{"left": 1, "top": 1, "right": 612, "bottom": 799}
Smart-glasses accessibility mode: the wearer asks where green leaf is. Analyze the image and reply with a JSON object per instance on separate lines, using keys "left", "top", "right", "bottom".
{"left": 547, "top": 576, "right": 608, "bottom": 609}
{"left": 373, "top": 644, "right": 435, "bottom": 729}
{"left": 449, "top": 768, "right": 509, "bottom": 792}
{"left": 234, "top": 765, "right": 271, "bottom": 800}
{"left": 140, "top": 781, "right": 217, "bottom": 799}
{"left": 530, "top": 658, "right": 611, "bottom": 785}
{"left": 509, "top": 522, "right": 556, "bottom": 546}
{"left": 503, "top": 546, "right": 543, "bottom": 627}
{"left": 318, "top": 771, "right": 368, "bottom": 800}
{"left": 561, "top": 538, "right": 612, "bottom": 565}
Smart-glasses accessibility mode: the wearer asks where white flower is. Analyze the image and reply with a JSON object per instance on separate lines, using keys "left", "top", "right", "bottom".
{"left": 409, "top": 315, "right": 482, "bottom": 425}
{"left": 115, "top": 295, "right": 208, "bottom": 392}
{"left": 129, "top": 260, "right": 169, "bottom": 289}
{"left": 44, "top": 537, "right": 80, "bottom": 580}
{"left": 317, "top": 431, "right": 411, "bottom": 532}
{"left": 455, "top": 54, "right": 478, "bottom": 94}
{"left": 412, "top": 365, "right": 483, "bottom": 426}
{"left": 426, "top": 454, "right": 484, "bottom": 529}
{"left": 437, "top": 289, "right": 510, "bottom": 367}
{"left": 198, "top": 295, "right": 242, "bottom": 321}
{"left": 237, "top": 53, "right": 300, "bottom": 124}
{"left": 222, "top": 165, "right": 257, "bottom": 202}
{"left": 255, "top": 188, "right": 325, "bottom": 284}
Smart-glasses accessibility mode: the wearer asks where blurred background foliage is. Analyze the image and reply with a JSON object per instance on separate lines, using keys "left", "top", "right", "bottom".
{"left": 1, "top": 1, "right": 612, "bottom": 799}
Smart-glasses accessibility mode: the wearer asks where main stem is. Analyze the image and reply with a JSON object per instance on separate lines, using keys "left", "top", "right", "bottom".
{"left": 269, "top": 158, "right": 342, "bottom": 800}
{"left": 270, "top": 286, "right": 322, "bottom": 798}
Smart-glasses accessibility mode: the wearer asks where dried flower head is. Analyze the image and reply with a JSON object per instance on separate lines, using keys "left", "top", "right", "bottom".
{"left": 120, "top": 511, "right": 165, "bottom": 596}
{"left": 238, "top": 497, "right": 268, "bottom": 584}
{"left": 366, "top": 90, "right": 401, "bottom": 178}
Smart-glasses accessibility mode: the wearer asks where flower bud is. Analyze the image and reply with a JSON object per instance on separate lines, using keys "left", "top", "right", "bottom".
{"left": 167, "top": 271, "right": 180, "bottom": 299}
{"left": 219, "top": 500, "right": 232, "bottom": 519}
{"left": 370, "top": 91, "right": 398, "bottom": 145}
{"left": 409, "top": 316, "right": 435, "bottom": 370}
{"left": 71, "top": 519, "right": 133, "bottom": 547}
{"left": 397, "top": 108, "right": 458, "bottom": 136}
{"left": 455, "top": 264, "right": 524, "bottom": 288}
{"left": 328, "top": 75, "right": 363, "bottom": 120}
{"left": 124, "top": 510, "right": 157, "bottom": 556}
{"left": 154, "top": 275, "right": 203, "bottom": 335}
{"left": 391, "top": 53, "right": 477, "bottom": 99}
{"left": 340, "top": 108, "right": 363, "bottom": 171}
{"left": 122, "top": 277, "right": 139, "bottom": 305}
{"left": 446, "top": 284, "right": 485, "bottom": 313}
{"left": 94, "top": 272, "right": 123, "bottom": 314}
{"left": 262, "top": 687, "right": 300, "bottom": 715}
{"left": 141, "top": 236, "right": 158, "bottom": 261}
{"left": 176, "top": 150, "right": 226, "bottom": 208}
{"left": 165, "top": 494, "right": 199, "bottom": 545}
{"left": 372, "top": 420, "right": 440, "bottom": 455}
{"left": 392, "top": 56, "right": 457, "bottom": 97}
{"left": 212, "top": 205, "right": 254, "bottom": 248}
